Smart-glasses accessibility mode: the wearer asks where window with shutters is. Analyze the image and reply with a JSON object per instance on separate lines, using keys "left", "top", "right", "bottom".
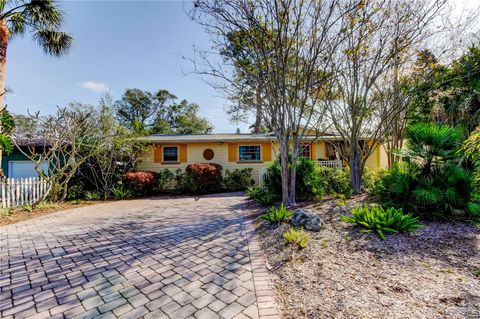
{"left": 163, "top": 146, "right": 179, "bottom": 163}
{"left": 239, "top": 145, "right": 261, "bottom": 162}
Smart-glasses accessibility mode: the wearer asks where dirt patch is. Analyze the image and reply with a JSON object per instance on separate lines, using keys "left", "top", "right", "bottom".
{"left": 247, "top": 197, "right": 480, "bottom": 319}
{"left": 0, "top": 201, "right": 108, "bottom": 226}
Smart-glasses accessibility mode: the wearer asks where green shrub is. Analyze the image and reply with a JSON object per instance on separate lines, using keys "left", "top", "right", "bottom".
{"left": 246, "top": 186, "right": 278, "bottom": 205}
{"left": 157, "top": 169, "right": 174, "bottom": 192}
{"left": 174, "top": 169, "right": 198, "bottom": 194}
{"left": 223, "top": 168, "right": 253, "bottom": 191}
{"left": 283, "top": 228, "right": 310, "bottom": 249}
{"left": 317, "top": 166, "right": 352, "bottom": 197}
{"left": 264, "top": 157, "right": 324, "bottom": 201}
{"left": 85, "top": 191, "right": 102, "bottom": 201}
{"left": 261, "top": 204, "right": 293, "bottom": 223}
{"left": 341, "top": 205, "right": 422, "bottom": 240}
{"left": 66, "top": 181, "right": 86, "bottom": 200}
{"left": 360, "top": 167, "right": 381, "bottom": 194}
{"left": 111, "top": 186, "right": 131, "bottom": 200}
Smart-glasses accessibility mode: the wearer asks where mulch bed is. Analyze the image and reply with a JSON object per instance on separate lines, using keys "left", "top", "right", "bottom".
{"left": 246, "top": 196, "right": 480, "bottom": 319}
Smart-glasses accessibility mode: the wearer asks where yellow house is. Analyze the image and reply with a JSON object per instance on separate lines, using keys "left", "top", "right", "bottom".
{"left": 137, "top": 132, "right": 388, "bottom": 185}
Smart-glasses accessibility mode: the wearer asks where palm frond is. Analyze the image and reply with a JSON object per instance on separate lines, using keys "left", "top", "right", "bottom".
{"left": 412, "top": 185, "right": 442, "bottom": 205}
{"left": 33, "top": 29, "right": 72, "bottom": 56}
{"left": 24, "top": 0, "right": 63, "bottom": 29}
{"left": 7, "top": 12, "right": 26, "bottom": 35}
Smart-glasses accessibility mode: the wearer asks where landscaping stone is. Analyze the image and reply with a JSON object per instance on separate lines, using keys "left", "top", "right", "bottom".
{"left": 291, "top": 209, "right": 324, "bottom": 231}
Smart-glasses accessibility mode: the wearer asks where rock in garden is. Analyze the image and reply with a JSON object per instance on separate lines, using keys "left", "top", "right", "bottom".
{"left": 291, "top": 209, "right": 324, "bottom": 231}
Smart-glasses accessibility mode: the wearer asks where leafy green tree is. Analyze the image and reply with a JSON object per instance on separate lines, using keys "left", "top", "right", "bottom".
{"left": 0, "top": 0, "right": 72, "bottom": 111}
{"left": 221, "top": 29, "right": 264, "bottom": 133}
{"left": 114, "top": 88, "right": 212, "bottom": 135}
{"left": 408, "top": 46, "right": 480, "bottom": 133}
{"left": 12, "top": 113, "right": 39, "bottom": 137}
{"left": 114, "top": 89, "right": 158, "bottom": 134}
{"left": 464, "top": 127, "right": 480, "bottom": 162}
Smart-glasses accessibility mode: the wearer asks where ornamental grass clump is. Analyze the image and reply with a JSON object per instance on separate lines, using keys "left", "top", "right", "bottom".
{"left": 341, "top": 205, "right": 422, "bottom": 240}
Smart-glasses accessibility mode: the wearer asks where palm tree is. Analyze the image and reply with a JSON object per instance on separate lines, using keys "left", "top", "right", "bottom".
{"left": 0, "top": 0, "right": 72, "bottom": 172}
{"left": 0, "top": 0, "right": 72, "bottom": 111}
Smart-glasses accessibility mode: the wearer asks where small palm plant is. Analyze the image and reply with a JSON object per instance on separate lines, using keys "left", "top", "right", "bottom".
{"left": 341, "top": 205, "right": 422, "bottom": 240}
{"left": 261, "top": 204, "right": 293, "bottom": 223}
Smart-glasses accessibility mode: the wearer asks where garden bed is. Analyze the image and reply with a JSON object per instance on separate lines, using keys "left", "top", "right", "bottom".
{"left": 247, "top": 196, "right": 480, "bottom": 319}
{"left": 0, "top": 200, "right": 106, "bottom": 226}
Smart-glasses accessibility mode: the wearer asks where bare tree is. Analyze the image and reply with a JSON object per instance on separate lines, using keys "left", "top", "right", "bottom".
{"left": 189, "top": 0, "right": 353, "bottom": 205}
{"left": 15, "top": 105, "right": 101, "bottom": 202}
{"left": 325, "top": 0, "right": 453, "bottom": 193}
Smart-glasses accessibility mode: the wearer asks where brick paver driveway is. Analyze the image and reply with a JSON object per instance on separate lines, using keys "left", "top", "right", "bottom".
{"left": 0, "top": 193, "right": 277, "bottom": 319}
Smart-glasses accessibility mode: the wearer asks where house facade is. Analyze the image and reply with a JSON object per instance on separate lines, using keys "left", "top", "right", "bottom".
{"left": 137, "top": 133, "right": 388, "bottom": 185}
{"left": 1, "top": 138, "right": 49, "bottom": 179}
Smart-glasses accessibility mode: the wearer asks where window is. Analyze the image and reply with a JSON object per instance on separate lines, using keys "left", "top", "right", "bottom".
{"left": 239, "top": 145, "right": 261, "bottom": 161}
{"left": 300, "top": 144, "right": 311, "bottom": 158}
{"left": 163, "top": 146, "right": 178, "bottom": 162}
{"left": 8, "top": 161, "right": 49, "bottom": 178}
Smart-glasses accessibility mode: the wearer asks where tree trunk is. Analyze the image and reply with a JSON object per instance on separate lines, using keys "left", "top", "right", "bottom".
{"left": 288, "top": 156, "right": 297, "bottom": 207}
{"left": 349, "top": 150, "right": 363, "bottom": 194}
{"left": 279, "top": 141, "right": 290, "bottom": 205}
{"left": 253, "top": 89, "right": 262, "bottom": 134}
{"left": 0, "top": 20, "right": 9, "bottom": 173}
{"left": 0, "top": 19, "right": 9, "bottom": 113}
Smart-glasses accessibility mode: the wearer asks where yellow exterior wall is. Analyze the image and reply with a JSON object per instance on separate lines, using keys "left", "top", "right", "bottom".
{"left": 137, "top": 140, "right": 388, "bottom": 186}
{"left": 138, "top": 142, "right": 274, "bottom": 185}
{"left": 364, "top": 143, "right": 388, "bottom": 170}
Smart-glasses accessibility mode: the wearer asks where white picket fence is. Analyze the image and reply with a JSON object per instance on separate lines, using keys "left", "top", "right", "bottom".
{"left": 0, "top": 177, "right": 49, "bottom": 209}
{"left": 258, "top": 160, "right": 344, "bottom": 186}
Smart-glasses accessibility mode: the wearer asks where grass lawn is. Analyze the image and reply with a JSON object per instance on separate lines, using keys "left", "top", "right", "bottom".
{"left": 247, "top": 196, "right": 480, "bottom": 319}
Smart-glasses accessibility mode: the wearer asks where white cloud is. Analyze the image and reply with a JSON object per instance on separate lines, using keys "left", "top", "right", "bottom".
{"left": 76, "top": 81, "right": 109, "bottom": 93}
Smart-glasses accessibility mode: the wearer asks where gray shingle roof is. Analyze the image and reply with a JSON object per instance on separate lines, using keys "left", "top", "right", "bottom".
{"left": 142, "top": 132, "right": 344, "bottom": 143}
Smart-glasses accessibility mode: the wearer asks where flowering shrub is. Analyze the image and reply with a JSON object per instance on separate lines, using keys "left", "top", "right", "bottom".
{"left": 185, "top": 163, "right": 223, "bottom": 193}
{"left": 125, "top": 171, "right": 158, "bottom": 194}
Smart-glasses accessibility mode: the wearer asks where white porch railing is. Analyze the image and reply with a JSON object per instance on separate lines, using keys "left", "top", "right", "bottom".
{"left": 316, "top": 160, "right": 343, "bottom": 169}
{"left": 258, "top": 160, "right": 343, "bottom": 186}
{"left": 0, "top": 177, "right": 49, "bottom": 209}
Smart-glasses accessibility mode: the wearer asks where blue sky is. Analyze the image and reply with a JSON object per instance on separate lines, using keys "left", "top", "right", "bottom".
{"left": 6, "top": 0, "right": 248, "bottom": 133}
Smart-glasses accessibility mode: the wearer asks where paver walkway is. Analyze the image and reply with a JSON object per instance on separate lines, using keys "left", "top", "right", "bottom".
{"left": 0, "top": 193, "right": 279, "bottom": 319}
